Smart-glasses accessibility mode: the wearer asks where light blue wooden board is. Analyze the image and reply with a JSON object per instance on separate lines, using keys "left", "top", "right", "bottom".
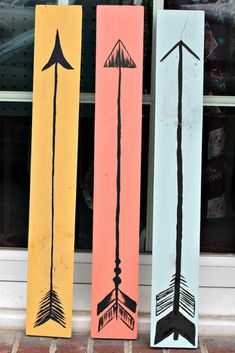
{"left": 150, "top": 10, "right": 204, "bottom": 349}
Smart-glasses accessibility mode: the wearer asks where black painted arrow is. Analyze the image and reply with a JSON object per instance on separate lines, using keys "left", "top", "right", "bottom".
{"left": 96, "top": 40, "right": 137, "bottom": 332}
{"left": 154, "top": 40, "right": 200, "bottom": 345}
{"left": 34, "top": 30, "right": 73, "bottom": 329}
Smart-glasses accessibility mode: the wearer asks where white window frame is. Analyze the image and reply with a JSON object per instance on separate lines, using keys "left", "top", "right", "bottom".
{"left": 0, "top": 0, "right": 234, "bottom": 336}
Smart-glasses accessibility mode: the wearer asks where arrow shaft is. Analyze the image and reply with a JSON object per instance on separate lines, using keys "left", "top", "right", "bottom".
{"left": 116, "top": 65, "right": 121, "bottom": 265}
{"left": 173, "top": 44, "right": 183, "bottom": 324}
{"left": 114, "top": 66, "right": 122, "bottom": 317}
{"left": 50, "top": 62, "right": 58, "bottom": 293}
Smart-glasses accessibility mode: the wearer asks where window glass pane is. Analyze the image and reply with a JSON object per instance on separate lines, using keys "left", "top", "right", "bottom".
{"left": 165, "top": 0, "right": 235, "bottom": 96}
{"left": 0, "top": 102, "right": 31, "bottom": 247}
{"left": 73, "top": 0, "right": 153, "bottom": 94}
{"left": 75, "top": 105, "right": 95, "bottom": 250}
{"left": 201, "top": 106, "right": 235, "bottom": 253}
{"left": 0, "top": 0, "right": 58, "bottom": 91}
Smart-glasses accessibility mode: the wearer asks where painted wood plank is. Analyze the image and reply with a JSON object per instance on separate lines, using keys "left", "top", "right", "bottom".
{"left": 150, "top": 10, "right": 205, "bottom": 349}
{"left": 91, "top": 5, "right": 144, "bottom": 339}
{"left": 26, "top": 5, "right": 82, "bottom": 338}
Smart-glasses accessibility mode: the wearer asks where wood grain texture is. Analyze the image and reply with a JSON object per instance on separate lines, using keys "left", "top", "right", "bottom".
{"left": 26, "top": 5, "right": 82, "bottom": 338}
{"left": 91, "top": 5, "right": 144, "bottom": 339}
{"left": 150, "top": 10, "right": 204, "bottom": 349}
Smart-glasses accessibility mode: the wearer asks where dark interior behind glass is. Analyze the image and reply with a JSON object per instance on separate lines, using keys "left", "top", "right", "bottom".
{"left": 0, "top": 103, "right": 150, "bottom": 251}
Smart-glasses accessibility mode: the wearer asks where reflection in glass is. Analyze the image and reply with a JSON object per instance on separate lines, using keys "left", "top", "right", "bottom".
{"left": 1, "top": 0, "right": 152, "bottom": 93}
{"left": 0, "top": 0, "right": 58, "bottom": 91}
{"left": 201, "top": 107, "right": 235, "bottom": 252}
{"left": 165, "top": 0, "right": 235, "bottom": 96}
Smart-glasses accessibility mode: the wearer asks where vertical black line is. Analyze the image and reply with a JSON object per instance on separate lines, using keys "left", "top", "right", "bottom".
{"left": 50, "top": 62, "right": 58, "bottom": 296}
{"left": 116, "top": 65, "right": 121, "bottom": 268}
{"left": 173, "top": 43, "right": 183, "bottom": 326}
{"left": 114, "top": 64, "right": 122, "bottom": 318}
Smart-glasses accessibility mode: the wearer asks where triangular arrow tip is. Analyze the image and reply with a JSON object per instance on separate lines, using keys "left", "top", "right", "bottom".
{"left": 104, "top": 39, "right": 136, "bottom": 68}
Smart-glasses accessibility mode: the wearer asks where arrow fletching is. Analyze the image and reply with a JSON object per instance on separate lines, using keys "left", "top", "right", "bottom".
{"left": 156, "top": 275, "right": 195, "bottom": 318}
{"left": 156, "top": 283, "right": 175, "bottom": 316}
{"left": 119, "top": 289, "right": 137, "bottom": 313}
{"left": 97, "top": 289, "right": 115, "bottom": 315}
{"left": 98, "top": 301, "right": 135, "bottom": 332}
{"left": 118, "top": 303, "right": 135, "bottom": 330}
{"left": 155, "top": 310, "right": 195, "bottom": 345}
{"left": 97, "top": 288, "right": 136, "bottom": 331}
{"left": 98, "top": 302, "right": 117, "bottom": 332}
{"left": 97, "top": 288, "right": 137, "bottom": 315}
{"left": 34, "top": 288, "right": 66, "bottom": 328}
{"left": 179, "top": 285, "right": 195, "bottom": 318}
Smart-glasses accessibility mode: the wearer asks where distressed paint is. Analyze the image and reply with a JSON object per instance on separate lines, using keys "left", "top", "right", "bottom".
{"left": 91, "top": 5, "right": 144, "bottom": 339}
{"left": 151, "top": 10, "right": 204, "bottom": 349}
{"left": 26, "top": 5, "right": 82, "bottom": 338}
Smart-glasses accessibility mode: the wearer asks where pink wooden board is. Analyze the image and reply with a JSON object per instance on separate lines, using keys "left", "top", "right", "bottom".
{"left": 91, "top": 5, "right": 144, "bottom": 339}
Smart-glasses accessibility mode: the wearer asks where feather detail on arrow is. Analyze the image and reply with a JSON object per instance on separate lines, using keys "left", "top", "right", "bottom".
{"left": 155, "top": 274, "right": 196, "bottom": 345}
{"left": 98, "top": 303, "right": 117, "bottom": 332}
{"left": 34, "top": 289, "right": 66, "bottom": 328}
{"left": 155, "top": 310, "right": 195, "bottom": 345}
{"left": 118, "top": 303, "right": 135, "bottom": 329}
{"left": 156, "top": 274, "right": 195, "bottom": 318}
{"left": 97, "top": 288, "right": 137, "bottom": 316}
{"left": 119, "top": 289, "right": 137, "bottom": 313}
{"left": 97, "top": 289, "right": 136, "bottom": 332}
{"left": 98, "top": 300, "right": 135, "bottom": 332}
{"left": 97, "top": 289, "right": 115, "bottom": 315}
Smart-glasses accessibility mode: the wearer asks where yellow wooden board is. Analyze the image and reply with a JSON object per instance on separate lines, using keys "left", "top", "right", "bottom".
{"left": 26, "top": 5, "right": 82, "bottom": 338}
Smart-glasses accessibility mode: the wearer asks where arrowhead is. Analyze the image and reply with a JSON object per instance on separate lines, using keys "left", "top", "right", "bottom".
{"left": 42, "top": 30, "right": 73, "bottom": 71}
{"left": 161, "top": 40, "right": 200, "bottom": 62}
{"left": 104, "top": 39, "right": 136, "bottom": 68}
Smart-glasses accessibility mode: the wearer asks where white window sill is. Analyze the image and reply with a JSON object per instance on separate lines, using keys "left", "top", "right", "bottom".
{"left": 0, "top": 250, "right": 234, "bottom": 336}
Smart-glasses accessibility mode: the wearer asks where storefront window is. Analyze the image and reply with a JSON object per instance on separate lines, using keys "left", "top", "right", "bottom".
{"left": 165, "top": 0, "right": 235, "bottom": 96}
{"left": 201, "top": 106, "right": 235, "bottom": 252}
{"left": 161, "top": 3, "right": 235, "bottom": 252}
